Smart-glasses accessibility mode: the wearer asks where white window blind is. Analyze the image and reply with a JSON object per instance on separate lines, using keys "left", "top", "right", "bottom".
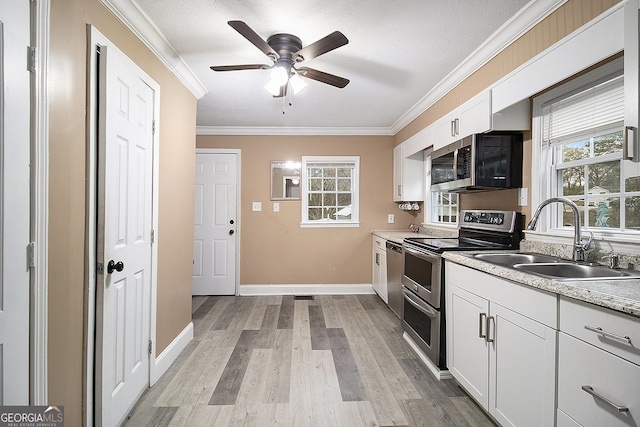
{"left": 542, "top": 75, "right": 624, "bottom": 145}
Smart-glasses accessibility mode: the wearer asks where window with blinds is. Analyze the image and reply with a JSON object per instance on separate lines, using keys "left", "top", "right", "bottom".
{"left": 301, "top": 156, "right": 360, "bottom": 227}
{"left": 538, "top": 69, "right": 640, "bottom": 233}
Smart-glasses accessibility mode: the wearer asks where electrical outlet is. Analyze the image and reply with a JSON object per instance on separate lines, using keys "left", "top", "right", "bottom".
{"left": 252, "top": 202, "right": 262, "bottom": 211}
{"left": 388, "top": 214, "right": 395, "bottom": 224}
{"left": 273, "top": 202, "right": 279, "bottom": 212}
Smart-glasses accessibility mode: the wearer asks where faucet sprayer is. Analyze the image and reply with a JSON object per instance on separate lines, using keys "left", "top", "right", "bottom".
{"left": 527, "top": 197, "right": 593, "bottom": 262}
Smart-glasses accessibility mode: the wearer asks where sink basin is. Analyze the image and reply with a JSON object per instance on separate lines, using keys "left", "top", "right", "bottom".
{"left": 474, "top": 252, "right": 562, "bottom": 266}
{"left": 513, "top": 262, "right": 640, "bottom": 280}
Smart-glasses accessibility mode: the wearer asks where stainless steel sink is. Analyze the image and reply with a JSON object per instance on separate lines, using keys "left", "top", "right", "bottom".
{"left": 513, "top": 262, "right": 640, "bottom": 280}
{"left": 473, "top": 252, "right": 561, "bottom": 266}
{"left": 473, "top": 252, "right": 640, "bottom": 281}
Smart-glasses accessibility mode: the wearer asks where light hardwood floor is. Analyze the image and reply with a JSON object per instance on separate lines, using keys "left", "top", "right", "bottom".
{"left": 124, "top": 295, "right": 496, "bottom": 426}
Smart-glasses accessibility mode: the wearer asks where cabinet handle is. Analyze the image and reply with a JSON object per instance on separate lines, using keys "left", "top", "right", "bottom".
{"left": 479, "top": 313, "right": 486, "bottom": 339}
{"left": 375, "top": 252, "right": 380, "bottom": 266}
{"left": 450, "top": 120, "right": 456, "bottom": 137}
{"left": 397, "top": 184, "right": 402, "bottom": 197}
{"left": 623, "top": 126, "right": 637, "bottom": 161}
{"left": 486, "top": 316, "right": 495, "bottom": 343}
{"left": 581, "top": 386, "right": 629, "bottom": 413}
{"left": 454, "top": 118, "right": 459, "bottom": 136}
{"left": 584, "top": 325, "right": 632, "bottom": 345}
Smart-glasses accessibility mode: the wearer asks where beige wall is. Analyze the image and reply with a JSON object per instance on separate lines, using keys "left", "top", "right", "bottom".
{"left": 197, "top": 135, "right": 417, "bottom": 285}
{"left": 49, "top": 0, "right": 196, "bottom": 423}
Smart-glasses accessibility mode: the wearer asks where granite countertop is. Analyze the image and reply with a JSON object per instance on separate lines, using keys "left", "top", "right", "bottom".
{"left": 371, "top": 230, "right": 423, "bottom": 244}
{"left": 443, "top": 251, "right": 640, "bottom": 318}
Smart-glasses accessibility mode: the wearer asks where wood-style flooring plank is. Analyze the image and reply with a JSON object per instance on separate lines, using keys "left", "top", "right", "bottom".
{"left": 127, "top": 295, "right": 496, "bottom": 427}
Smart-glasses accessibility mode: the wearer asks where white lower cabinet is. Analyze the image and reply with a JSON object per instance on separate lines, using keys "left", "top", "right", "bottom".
{"left": 557, "top": 297, "right": 640, "bottom": 427}
{"left": 372, "top": 237, "right": 387, "bottom": 303}
{"left": 446, "top": 263, "right": 557, "bottom": 427}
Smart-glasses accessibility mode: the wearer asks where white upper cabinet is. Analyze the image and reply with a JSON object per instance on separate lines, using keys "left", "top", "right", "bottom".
{"left": 432, "top": 90, "right": 530, "bottom": 151}
{"left": 625, "top": 0, "right": 640, "bottom": 162}
{"left": 393, "top": 144, "right": 424, "bottom": 202}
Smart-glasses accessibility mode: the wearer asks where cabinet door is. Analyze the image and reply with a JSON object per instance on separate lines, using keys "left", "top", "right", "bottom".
{"left": 489, "top": 303, "right": 557, "bottom": 427}
{"left": 458, "top": 90, "right": 491, "bottom": 137}
{"left": 372, "top": 247, "right": 382, "bottom": 296}
{"left": 446, "top": 284, "right": 490, "bottom": 408}
{"left": 624, "top": 0, "right": 639, "bottom": 162}
{"left": 392, "top": 145, "right": 403, "bottom": 201}
{"left": 433, "top": 114, "right": 457, "bottom": 150}
{"left": 371, "top": 246, "right": 388, "bottom": 303}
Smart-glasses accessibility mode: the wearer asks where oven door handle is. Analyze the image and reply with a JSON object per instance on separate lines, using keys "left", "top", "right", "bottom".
{"left": 403, "top": 246, "right": 440, "bottom": 263}
{"left": 403, "top": 288, "right": 437, "bottom": 319}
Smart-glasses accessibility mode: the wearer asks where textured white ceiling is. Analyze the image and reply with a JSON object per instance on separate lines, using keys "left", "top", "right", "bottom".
{"left": 134, "top": 0, "right": 532, "bottom": 131}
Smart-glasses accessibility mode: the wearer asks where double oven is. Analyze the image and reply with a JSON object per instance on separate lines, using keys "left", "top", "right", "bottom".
{"left": 401, "top": 210, "right": 521, "bottom": 370}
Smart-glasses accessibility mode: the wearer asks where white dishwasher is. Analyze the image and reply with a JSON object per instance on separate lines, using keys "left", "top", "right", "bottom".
{"left": 385, "top": 240, "right": 403, "bottom": 318}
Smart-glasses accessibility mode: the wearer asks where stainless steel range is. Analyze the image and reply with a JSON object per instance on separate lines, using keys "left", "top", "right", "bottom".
{"left": 401, "top": 210, "right": 522, "bottom": 372}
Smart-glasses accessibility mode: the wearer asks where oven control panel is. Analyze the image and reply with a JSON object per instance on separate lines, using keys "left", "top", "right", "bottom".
{"left": 460, "top": 210, "right": 520, "bottom": 232}
{"left": 462, "top": 211, "right": 504, "bottom": 225}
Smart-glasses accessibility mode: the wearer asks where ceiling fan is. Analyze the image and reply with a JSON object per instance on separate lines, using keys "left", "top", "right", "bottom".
{"left": 210, "top": 21, "right": 350, "bottom": 98}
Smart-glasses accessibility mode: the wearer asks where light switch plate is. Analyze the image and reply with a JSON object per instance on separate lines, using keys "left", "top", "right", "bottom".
{"left": 518, "top": 188, "right": 528, "bottom": 206}
{"left": 252, "top": 202, "right": 262, "bottom": 211}
{"left": 388, "top": 214, "right": 395, "bottom": 224}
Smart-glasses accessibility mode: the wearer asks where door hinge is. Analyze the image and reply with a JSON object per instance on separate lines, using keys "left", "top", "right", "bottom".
{"left": 150, "top": 229, "right": 155, "bottom": 244}
{"left": 148, "top": 340, "right": 153, "bottom": 355}
{"left": 152, "top": 120, "right": 156, "bottom": 135}
{"left": 96, "top": 262, "right": 104, "bottom": 275}
{"left": 28, "top": 46, "right": 37, "bottom": 72}
{"left": 27, "top": 242, "right": 36, "bottom": 268}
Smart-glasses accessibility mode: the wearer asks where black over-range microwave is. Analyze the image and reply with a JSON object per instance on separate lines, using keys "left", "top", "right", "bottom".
{"left": 430, "top": 132, "right": 523, "bottom": 192}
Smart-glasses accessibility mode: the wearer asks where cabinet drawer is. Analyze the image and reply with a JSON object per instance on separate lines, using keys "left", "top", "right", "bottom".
{"left": 560, "top": 297, "right": 640, "bottom": 365}
{"left": 558, "top": 332, "right": 640, "bottom": 427}
{"left": 372, "top": 237, "right": 386, "bottom": 249}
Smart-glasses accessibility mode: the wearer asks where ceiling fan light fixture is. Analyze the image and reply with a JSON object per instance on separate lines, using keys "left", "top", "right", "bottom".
{"left": 270, "top": 66, "right": 289, "bottom": 87}
{"left": 290, "top": 73, "right": 307, "bottom": 94}
{"left": 264, "top": 79, "right": 283, "bottom": 96}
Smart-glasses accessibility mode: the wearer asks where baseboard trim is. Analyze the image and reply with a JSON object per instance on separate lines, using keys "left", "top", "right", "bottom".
{"left": 152, "top": 322, "right": 193, "bottom": 384}
{"left": 239, "top": 283, "right": 375, "bottom": 296}
{"left": 403, "top": 332, "right": 453, "bottom": 381}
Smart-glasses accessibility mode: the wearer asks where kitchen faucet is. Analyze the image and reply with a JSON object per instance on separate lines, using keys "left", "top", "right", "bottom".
{"left": 527, "top": 197, "right": 593, "bottom": 262}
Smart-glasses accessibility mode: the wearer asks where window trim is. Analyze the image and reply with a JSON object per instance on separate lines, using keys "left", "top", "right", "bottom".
{"left": 300, "top": 155, "right": 360, "bottom": 228}
{"left": 424, "top": 150, "right": 459, "bottom": 228}
{"left": 530, "top": 57, "right": 640, "bottom": 248}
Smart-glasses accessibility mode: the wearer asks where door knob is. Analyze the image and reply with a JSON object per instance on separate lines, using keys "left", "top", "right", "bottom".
{"left": 107, "top": 260, "right": 124, "bottom": 274}
{"left": 229, "top": 230, "right": 235, "bottom": 235}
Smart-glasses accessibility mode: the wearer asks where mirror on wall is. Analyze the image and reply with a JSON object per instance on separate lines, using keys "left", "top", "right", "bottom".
{"left": 271, "top": 161, "right": 301, "bottom": 200}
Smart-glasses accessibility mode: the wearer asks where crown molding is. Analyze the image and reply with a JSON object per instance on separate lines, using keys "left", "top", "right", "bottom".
{"left": 390, "top": 0, "right": 567, "bottom": 134}
{"left": 103, "top": 0, "right": 566, "bottom": 133}
{"left": 99, "top": 0, "right": 208, "bottom": 99}
{"left": 196, "top": 126, "right": 395, "bottom": 136}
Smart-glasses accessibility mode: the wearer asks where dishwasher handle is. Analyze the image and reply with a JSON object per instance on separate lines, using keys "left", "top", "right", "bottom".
{"left": 386, "top": 241, "right": 403, "bottom": 253}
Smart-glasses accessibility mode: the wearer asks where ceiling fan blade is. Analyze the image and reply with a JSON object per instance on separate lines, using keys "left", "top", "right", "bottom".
{"left": 228, "top": 21, "right": 279, "bottom": 60}
{"left": 297, "top": 67, "right": 349, "bottom": 88}
{"left": 210, "top": 64, "right": 271, "bottom": 72}
{"left": 293, "top": 31, "right": 348, "bottom": 62}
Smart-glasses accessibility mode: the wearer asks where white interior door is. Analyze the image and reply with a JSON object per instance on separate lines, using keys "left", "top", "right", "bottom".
{"left": 96, "top": 45, "right": 154, "bottom": 427}
{"left": 193, "top": 152, "right": 237, "bottom": 295}
{"left": 0, "top": 1, "right": 31, "bottom": 404}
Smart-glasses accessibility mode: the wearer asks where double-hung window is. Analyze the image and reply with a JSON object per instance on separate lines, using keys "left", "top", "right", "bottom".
{"left": 301, "top": 156, "right": 360, "bottom": 227}
{"left": 533, "top": 58, "right": 640, "bottom": 239}
{"left": 426, "top": 152, "right": 459, "bottom": 225}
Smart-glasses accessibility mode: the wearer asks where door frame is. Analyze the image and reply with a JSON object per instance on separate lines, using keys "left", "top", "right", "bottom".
{"left": 195, "top": 148, "right": 241, "bottom": 296}
{"left": 30, "top": 0, "right": 50, "bottom": 405}
{"left": 85, "top": 26, "right": 160, "bottom": 426}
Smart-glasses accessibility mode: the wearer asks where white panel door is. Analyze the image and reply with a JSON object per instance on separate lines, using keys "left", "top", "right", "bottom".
{"left": 0, "top": 1, "right": 31, "bottom": 404}
{"left": 96, "top": 45, "right": 154, "bottom": 427}
{"left": 193, "top": 152, "right": 237, "bottom": 295}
